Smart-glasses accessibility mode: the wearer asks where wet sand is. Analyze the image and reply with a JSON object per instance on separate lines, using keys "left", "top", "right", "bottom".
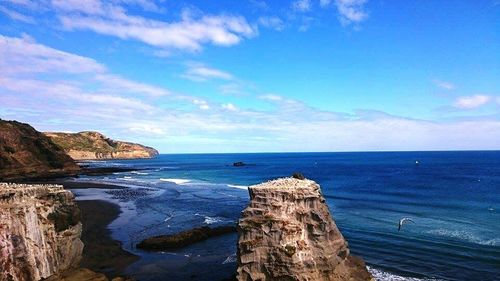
{"left": 77, "top": 199, "right": 139, "bottom": 278}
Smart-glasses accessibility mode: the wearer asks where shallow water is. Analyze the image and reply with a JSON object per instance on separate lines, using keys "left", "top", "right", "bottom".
{"left": 73, "top": 151, "right": 500, "bottom": 281}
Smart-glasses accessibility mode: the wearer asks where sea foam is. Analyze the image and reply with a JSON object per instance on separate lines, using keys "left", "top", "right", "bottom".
{"left": 227, "top": 184, "right": 248, "bottom": 190}
{"left": 367, "top": 266, "right": 443, "bottom": 281}
{"left": 427, "top": 229, "right": 499, "bottom": 246}
{"left": 160, "top": 178, "right": 191, "bottom": 185}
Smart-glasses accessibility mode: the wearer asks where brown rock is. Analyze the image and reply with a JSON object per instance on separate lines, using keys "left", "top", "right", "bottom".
{"left": 0, "top": 183, "right": 84, "bottom": 281}
{"left": 236, "top": 178, "right": 373, "bottom": 281}
{"left": 0, "top": 119, "right": 81, "bottom": 181}
{"left": 44, "top": 131, "right": 158, "bottom": 160}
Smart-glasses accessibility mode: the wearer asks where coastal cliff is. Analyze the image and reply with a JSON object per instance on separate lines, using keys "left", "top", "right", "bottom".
{"left": 0, "top": 119, "right": 81, "bottom": 181}
{"left": 0, "top": 183, "right": 83, "bottom": 281}
{"left": 237, "top": 178, "right": 373, "bottom": 281}
{"left": 45, "top": 131, "right": 159, "bottom": 160}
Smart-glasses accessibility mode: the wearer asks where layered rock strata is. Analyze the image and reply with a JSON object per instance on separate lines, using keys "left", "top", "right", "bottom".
{"left": 236, "top": 178, "right": 373, "bottom": 281}
{"left": 45, "top": 131, "right": 159, "bottom": 160}
{"left": 0, "top": 183, "right": 83, "bottom": 281}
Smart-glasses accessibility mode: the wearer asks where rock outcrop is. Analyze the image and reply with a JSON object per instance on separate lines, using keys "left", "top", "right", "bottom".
{"left": 236, "top": 178, "right": 373, "bottom": 281}
{"left": 0, "top": 183, "right": 84, "bottom": 281}
{"left": 44, "top": 131, "right": 159, "bottom": 160}
{"left": 0, "top": 119, "right": 81, "bottom": 181}
{"left": 137, "top": 226, "right": 236, "bottom": 251}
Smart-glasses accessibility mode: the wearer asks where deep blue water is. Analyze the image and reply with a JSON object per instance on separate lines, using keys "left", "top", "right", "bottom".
{"left": 73, "top": 151, "right": 500, "bottom": 281}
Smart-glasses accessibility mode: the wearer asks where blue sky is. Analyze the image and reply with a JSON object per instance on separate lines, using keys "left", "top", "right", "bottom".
{"left": 0, "top": 0, "right": 499, "bottom": 153}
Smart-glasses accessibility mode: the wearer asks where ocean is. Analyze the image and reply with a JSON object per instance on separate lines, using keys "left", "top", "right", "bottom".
{"left": 71, "top": 151, "right": 500, "bottom": 281}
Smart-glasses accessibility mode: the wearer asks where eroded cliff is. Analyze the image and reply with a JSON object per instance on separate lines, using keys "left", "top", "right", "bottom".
{"left": 0, "top": 183, "right": 83, "bottom": 281}
{"left": 237, "top": 177, "right": 373, "bottom": 281}
{"left": 45, "top": 131, "right": 159, "bottom": 160}
{"left": 0, "top": 119, "right": 81, "bottom": 181}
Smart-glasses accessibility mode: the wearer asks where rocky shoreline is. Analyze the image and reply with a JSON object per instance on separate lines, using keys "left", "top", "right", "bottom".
{"left": 0, "top": 178, "right": 373, "bottom": 281}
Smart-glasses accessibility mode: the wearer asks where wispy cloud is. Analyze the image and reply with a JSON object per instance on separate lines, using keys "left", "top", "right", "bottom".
{"left": 0, "top": 5, "right": 35, "bottom": 23}
{"left": 59, "top": 12, "right": 256, "bottom": 52}
{"left": 258, "top": 16, "right": 285, "bottom": 31}
{"left": 0, "top": 34, "right": 106, "bottom": 75}
{"left": 292, "top": 0, "right": 312, "bottom": 12}
{"left": 434, "top": 79, "right": 455, "bottom": 90}
{"left": 334, "top": 0, "right": 368, "bottom": 26}
{"left": 181, "top": 63, "right": 233, "bottom": 82}
{"left": 453, "top": 95, "right": 491, "bottom": 109}
{"left": 5, "top": 0, "right": 257, "bottom": 52}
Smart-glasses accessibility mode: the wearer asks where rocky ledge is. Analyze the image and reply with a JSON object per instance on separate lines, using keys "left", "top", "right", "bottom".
{"left": 0, "top": 183, "right": 83, "bottom": 281}
{"left": 137, "top": 226, "right": 236, "bottom": 251}
{"left": 236, "top": 177, "right": 373, "bottom": 281}
{"left": 45, "top": 131, "right": 159, "bottom": 160}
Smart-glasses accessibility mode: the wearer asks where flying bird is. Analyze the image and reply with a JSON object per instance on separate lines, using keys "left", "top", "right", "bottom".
{"left": 398, "top": 218, "right": 414, "bottom": 231}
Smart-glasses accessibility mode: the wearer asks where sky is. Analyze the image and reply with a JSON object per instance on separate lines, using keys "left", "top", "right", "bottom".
{"left": 0, "top": 0, "right": 499, "bottom": 153}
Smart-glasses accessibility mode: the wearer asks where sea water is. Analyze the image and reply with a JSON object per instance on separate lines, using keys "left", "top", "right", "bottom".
{"left": 72, "top": 151, "right": 500, "bottom": 281}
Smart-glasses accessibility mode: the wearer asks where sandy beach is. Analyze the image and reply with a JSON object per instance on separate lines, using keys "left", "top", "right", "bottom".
{"left": 77, "top": 199, "right": 139, "bottom": 278}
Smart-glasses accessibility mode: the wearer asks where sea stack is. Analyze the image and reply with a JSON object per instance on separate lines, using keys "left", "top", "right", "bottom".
{"left": 236, "top": 178, "right": 373, "bottom": 281}
{"left": 0, "top": 183, "right": 83, "bottom": 281}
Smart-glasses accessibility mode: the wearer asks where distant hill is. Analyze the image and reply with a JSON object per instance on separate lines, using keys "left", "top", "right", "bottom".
{"left": 0, "top": 119, "right": 81, "bottom": 181}
{"left": 44, "top": 131, "right": 159, "bottom": 160}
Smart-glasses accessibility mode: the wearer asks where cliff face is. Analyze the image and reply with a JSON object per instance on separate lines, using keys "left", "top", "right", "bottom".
{"left": 237, "top": 178, "right": 373, "bottom": 281}
{"left": 0, "top": 183, "right": 84, "bottom": 281}
{"left": 44, "top": 131, "right": 159, "bottom": 160}
{"left": 0, "top": 120, "right": 81, "bottom": 181}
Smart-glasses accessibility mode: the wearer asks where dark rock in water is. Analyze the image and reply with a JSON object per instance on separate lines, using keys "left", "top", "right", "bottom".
{"left": 137, "top": 226, "right": 237, "bottom": 251}
{"left": 233, "top": 161, "right": 246, "bottom": 167}
{"left": 292, "top": 172, "right": 305, "bottom": 180}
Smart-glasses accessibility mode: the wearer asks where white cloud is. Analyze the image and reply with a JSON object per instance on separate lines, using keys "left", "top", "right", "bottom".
{"left": 258, "top": 16, "right": 285, "bottom": 31}
{"left": 335, "top": 0, "right": 368, "bottom": 26}
{"left": 128, "top": 123, "right": 166, "bottom": 135}
{"left": 292, "top": 0, "right": 312, "bottom": 12}
{"left": 192, "top": 99, "right": 210, "bottom": 110}
{"left": 453, "top": 95, "right": 491, "bottom": 109}
{"left": 5, "top": 0, "right": 256, "bottom": 52}
{"left": 434, "top": 79, "right": 455, "bottom": 90}
{"left": 0, "top": 5, "right": 35, "bottom": 23}
{"left": 221, "top": 103, "right": 237, "bottom": 111}
{"left": 95, "top": 74, "right": 171, "bottom": 96}
{"left": 58, "top": 8, "right": 256, "bottom": 52}
{"left": 0, "top": 34, "right": 106, "bottom": 75}
{"left": 259, "top": 94, "right": 284, "bottom": 101}
{"left": 182, "top": 63, "right": 233, "bottom": 82}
